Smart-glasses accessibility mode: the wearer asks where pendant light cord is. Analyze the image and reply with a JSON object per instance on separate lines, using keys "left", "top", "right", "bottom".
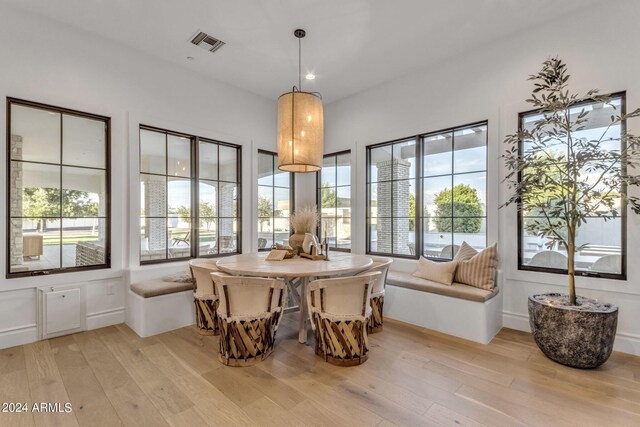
{"left": 298, "top": 35, "right": 302, "bottom": 91}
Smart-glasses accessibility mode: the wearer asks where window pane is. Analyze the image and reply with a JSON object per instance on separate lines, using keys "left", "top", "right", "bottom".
{"left": 199, "top": 141, "right": 218, "bottom": 181}
{"left": 274, "top": 168, "right": 289, "bottom": 188}
{"left": 63, "top": 114, "right": 106, "bottom": 169}
{"left": 370, "top": 182, "right": 390, "bottom": 218}
{"left": 369, "top": 145, "right": 391, "bottom": 182}
{"left": 454, "top": 125, "right": 487, "bottom": 174}
{"left": 423, "top": 133, "right": 452, "bottom": 177}
{"left": 336, "top": 153, "right": 351, "bottom": 186}
{"left": 168, "top": 135, "right": 191, "bottom": 178}
{"left": 219, "top": 146, "right": 237, "bottom": 182}
{"left": 336, "top": 216, "right": 351, "bottom": 250}
{"left": 274, "top": 218, "right": 290, "bottom": 245}
{"left": 274, "top": 188, "right": 291, "bottom": 217}
{"left": 62, "top": 167, "right": 105, "bottom": 218}
{"left": 140, "top": 129, "right": 166, "bottom": 175}
{"left": 423, "top": 176, "right": 451, "bottom": 217}
{"left": 19, "top": 162, "right": 62, "bottom": 218}
{"left": 321, "top": 184, "right": 337, "bottom": 210}
{"left": 168, "top": 177, "right": 191, "bottom": 241}
{"left": 392, "top": 179, "right": 415, "bottom": 218}
{"left": 258, "top": 217, "right": 274, "bottom": 241}
{"left": 63, "top": 219, "right": 105, "bottom": 268}
{"left": 199, "top": 181, "right": 217, "bottom": 217}
{"left": 370, "top": 217, "right": 391, "bottom": 253}
{"left": 423, "top": 217, "right": 452, "bottom": 259}
{"left": 219, "top": 183, "right": 238, "bottom": 218}
{"left": 454, "top": 218, "right": 486, "bottom": 249}
{"left": 321, "top": 217, "right": 337, "bottom": 247}
{"left": 218, "top": 219, "right": 237, "bottom": 253}
{"left": 321, "top": 156, "right": 336, "bottom": 187}
{"left": 11, "top": 104, "right": 61, "bottom": 164}
{"left": 393, "top": 140, "right": 416, "bottom": 179}
{"left": 198, "top": 218, "right": 217, "bottom": 256}
{"left": 393, "top": 218, "right": 415, "bottom": 255}
{"left": 140, "top": 218, "right": 167, "bottom": 261}
{"left": 453, "top": 172, "right": 486, "bottom": 217}
{"left": 10, "top": 219, "right": 62, "bottom": 273}
{"left": 258, "top": 152, "right": 274, "bottom": 186}
{"left": 140, "top": 174, "right": 165, "bottom": 217}
{"left": 337, "top": 186, "right": 350, "bottom": 209}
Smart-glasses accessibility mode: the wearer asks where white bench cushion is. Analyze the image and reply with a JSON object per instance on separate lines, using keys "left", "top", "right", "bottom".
{"left": 387, "top": 271, "right": 498, "bottom": 303}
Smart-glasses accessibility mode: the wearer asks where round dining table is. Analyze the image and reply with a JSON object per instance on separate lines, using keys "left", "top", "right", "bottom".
{"left": 216, "top": 252, "right": 373, "bottom": 343}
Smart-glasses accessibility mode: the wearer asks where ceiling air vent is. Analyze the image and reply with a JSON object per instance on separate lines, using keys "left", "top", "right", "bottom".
{"left": 190, "top": 31, "right": 225, "bottom": 53}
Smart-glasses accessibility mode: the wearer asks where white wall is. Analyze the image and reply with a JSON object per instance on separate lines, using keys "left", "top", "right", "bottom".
{"left": 324, "top": 0, "right": 640, "bottom": 355}
{"left": 0, "top": 4, "right": 276, "bottom": 348}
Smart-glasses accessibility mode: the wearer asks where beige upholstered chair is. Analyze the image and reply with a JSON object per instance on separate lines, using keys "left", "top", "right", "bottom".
{"left": 439, "top": 244, "right": 460, "bottom": 259}
{"left": 529, "top": 250, "right": 568, "bottom": 269}
{"left": 591, "top": 254, "right": 622, "bottom": 274}
{"left": 307, "top": 271, "right": 380, "bottom": 366}
{"left": 189, "top": 259, "right": 224, "bottom": 335}
{"left": 358, "top": 257, "right": 393, "bottom": 333}
{"left": 211, "top": 273, "right": 286, "bottom": 367}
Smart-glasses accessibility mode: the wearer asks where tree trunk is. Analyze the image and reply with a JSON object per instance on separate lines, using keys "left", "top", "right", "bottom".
{"left": 567, "top": 240, "right": 576, "bottom": 306}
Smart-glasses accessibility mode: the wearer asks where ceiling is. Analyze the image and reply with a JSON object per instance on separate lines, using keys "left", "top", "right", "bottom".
{"left": 3, "top": 0, "right": 601, "bottom": 103}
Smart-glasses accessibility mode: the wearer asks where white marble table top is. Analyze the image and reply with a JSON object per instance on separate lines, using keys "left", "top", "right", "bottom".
{"left": 216, "top": 252, "right": 373, "bottom": 278}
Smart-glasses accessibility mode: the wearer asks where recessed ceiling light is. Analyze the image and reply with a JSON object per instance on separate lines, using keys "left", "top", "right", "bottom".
{"left": 305, "top": 73, "right": 316, "bottom": 80}
{"left": 186, "top": 56, "right": 195, "bottom": 61}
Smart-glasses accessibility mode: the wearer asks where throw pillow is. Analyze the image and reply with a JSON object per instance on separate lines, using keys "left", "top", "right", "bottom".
{"left": 413, "top": 257, "right": 458, "bottom": 286}
{"left": 454, "top": 241, "right": 478, "bottom": 261}
{"left": 454, "top": 243, "right": 497, "bottom": 290}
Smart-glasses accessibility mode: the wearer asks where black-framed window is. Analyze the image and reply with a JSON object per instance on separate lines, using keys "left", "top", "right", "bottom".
{"left": 518, "top": 94, "right": 626, "bottom": 279}
{"left": 317, "top": 151, "right": 351, "bottom": 251}
{"left": 257, "top": 150, "right": 293, "bottom": 250}
{"left": 366, "top": 122, "right": 487, "bottom": 259}
{"left": 7, "top": 98, "right": 111, "bottom": 278}
{"left": 139, "top": 126, "right": 241, "bottom": 263}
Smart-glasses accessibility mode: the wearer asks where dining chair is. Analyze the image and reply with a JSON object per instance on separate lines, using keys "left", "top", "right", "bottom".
{"left": 211, "top": 273, "right": 286, "bottom": 366}
{"left": 189, "top": 259, "right": 225, "bottom": 336}
{"left": 307, "top": 271, "right": 380, "bottom": 366}
{"left": 358, "top": 257, "right": 393, "bottom": 333}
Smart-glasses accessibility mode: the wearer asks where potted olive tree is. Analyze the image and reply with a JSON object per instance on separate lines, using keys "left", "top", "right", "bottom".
{"left": 502, "top": 58, "right": 640, "bottom": 368}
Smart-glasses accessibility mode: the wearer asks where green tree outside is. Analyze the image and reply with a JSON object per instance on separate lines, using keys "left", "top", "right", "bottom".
{"left": 23, "top": 188, "right": 98, "bottom": 231}
{"left": 433, "top": 184, "right": 483, "bottom": 233}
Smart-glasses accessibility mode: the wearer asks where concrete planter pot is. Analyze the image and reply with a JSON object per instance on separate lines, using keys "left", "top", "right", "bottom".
{"left": 528, "top": 293, "right": 618, "bottom": 369}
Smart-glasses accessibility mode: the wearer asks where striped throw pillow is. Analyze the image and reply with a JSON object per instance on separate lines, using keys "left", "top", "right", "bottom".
{"left": 454, "top": 243, "right": 497, "bottom": 290}
{"left": 413, "top": 257, "right": 458, "bottom": 286}
{"left": 454, "top": 241, "right": 478, "bottom": 261}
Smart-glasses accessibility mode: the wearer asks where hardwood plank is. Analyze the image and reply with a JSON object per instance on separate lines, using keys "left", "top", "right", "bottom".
{"left": 51, "top": 339, "right": 122, "bottom": 427}
{"left": 98, "top": 332, "right": 194, "bottom": 419}
{"left": 242, "top": 396, "right": 305, "bottom": 427}
{"left": 0, "top": 347, "right": 35, "bottom": 427}
{"left": 424, "top": 403, "right": 487, "bottom": 427}
{"left": 139, "top": 342, "right": 254, "bottom": 426}
{"left": 23, "top": 340, "right": 78, "bottom": 427}
{"left": 165, "top": 407, "right": 209, "bottom": 427}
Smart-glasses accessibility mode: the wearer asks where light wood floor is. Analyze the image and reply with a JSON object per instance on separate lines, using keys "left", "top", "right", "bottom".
{"left": 2, "top": 315, "right": 640, "bottom": 427}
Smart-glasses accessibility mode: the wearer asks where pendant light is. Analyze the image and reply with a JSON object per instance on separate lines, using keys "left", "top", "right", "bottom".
{"left": 277, "top": 29, "right": 323, "bottom": 173}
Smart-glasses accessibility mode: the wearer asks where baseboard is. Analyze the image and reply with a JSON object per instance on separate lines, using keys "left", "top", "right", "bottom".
{"left": 0, "top": 324, "right": 38, "bottom": 350}
{"left": 87, "top": 307, "right": 125, "bottom": 330}
{"left": 615, "top": 331, "right": 640, "bottom": 356}
{"left": 502, "top": 310, "right": 530, "bottom": 332}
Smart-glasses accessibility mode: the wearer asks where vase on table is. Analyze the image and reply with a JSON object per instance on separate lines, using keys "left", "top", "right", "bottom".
{"left": 302, "top": 233, "right": 318, "bottom": 254}
{"left": 289, "top": 233, "right": 306, "bottom": 254}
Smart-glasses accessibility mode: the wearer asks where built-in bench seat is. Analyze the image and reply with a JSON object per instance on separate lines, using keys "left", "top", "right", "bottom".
{"left": 130, "top": 279, "right": 193, "bottom": 298}
{"left": 126, "top": 278, "right": 196, "bottom": 337}
{"left": 386, "top": 271, "right": 499, "bottom": 302}
{"left": 383, "top": 270, "right": 502, "bottom": 344}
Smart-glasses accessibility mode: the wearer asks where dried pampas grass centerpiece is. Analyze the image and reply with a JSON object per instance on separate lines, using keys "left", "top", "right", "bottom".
{"left": 289, "top": 205, "right": 319, "bottom": 253}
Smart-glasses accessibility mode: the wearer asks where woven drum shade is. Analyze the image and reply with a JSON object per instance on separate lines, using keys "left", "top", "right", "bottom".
{"left": 277, "top": 91, "right": 323, "bottom": 172}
